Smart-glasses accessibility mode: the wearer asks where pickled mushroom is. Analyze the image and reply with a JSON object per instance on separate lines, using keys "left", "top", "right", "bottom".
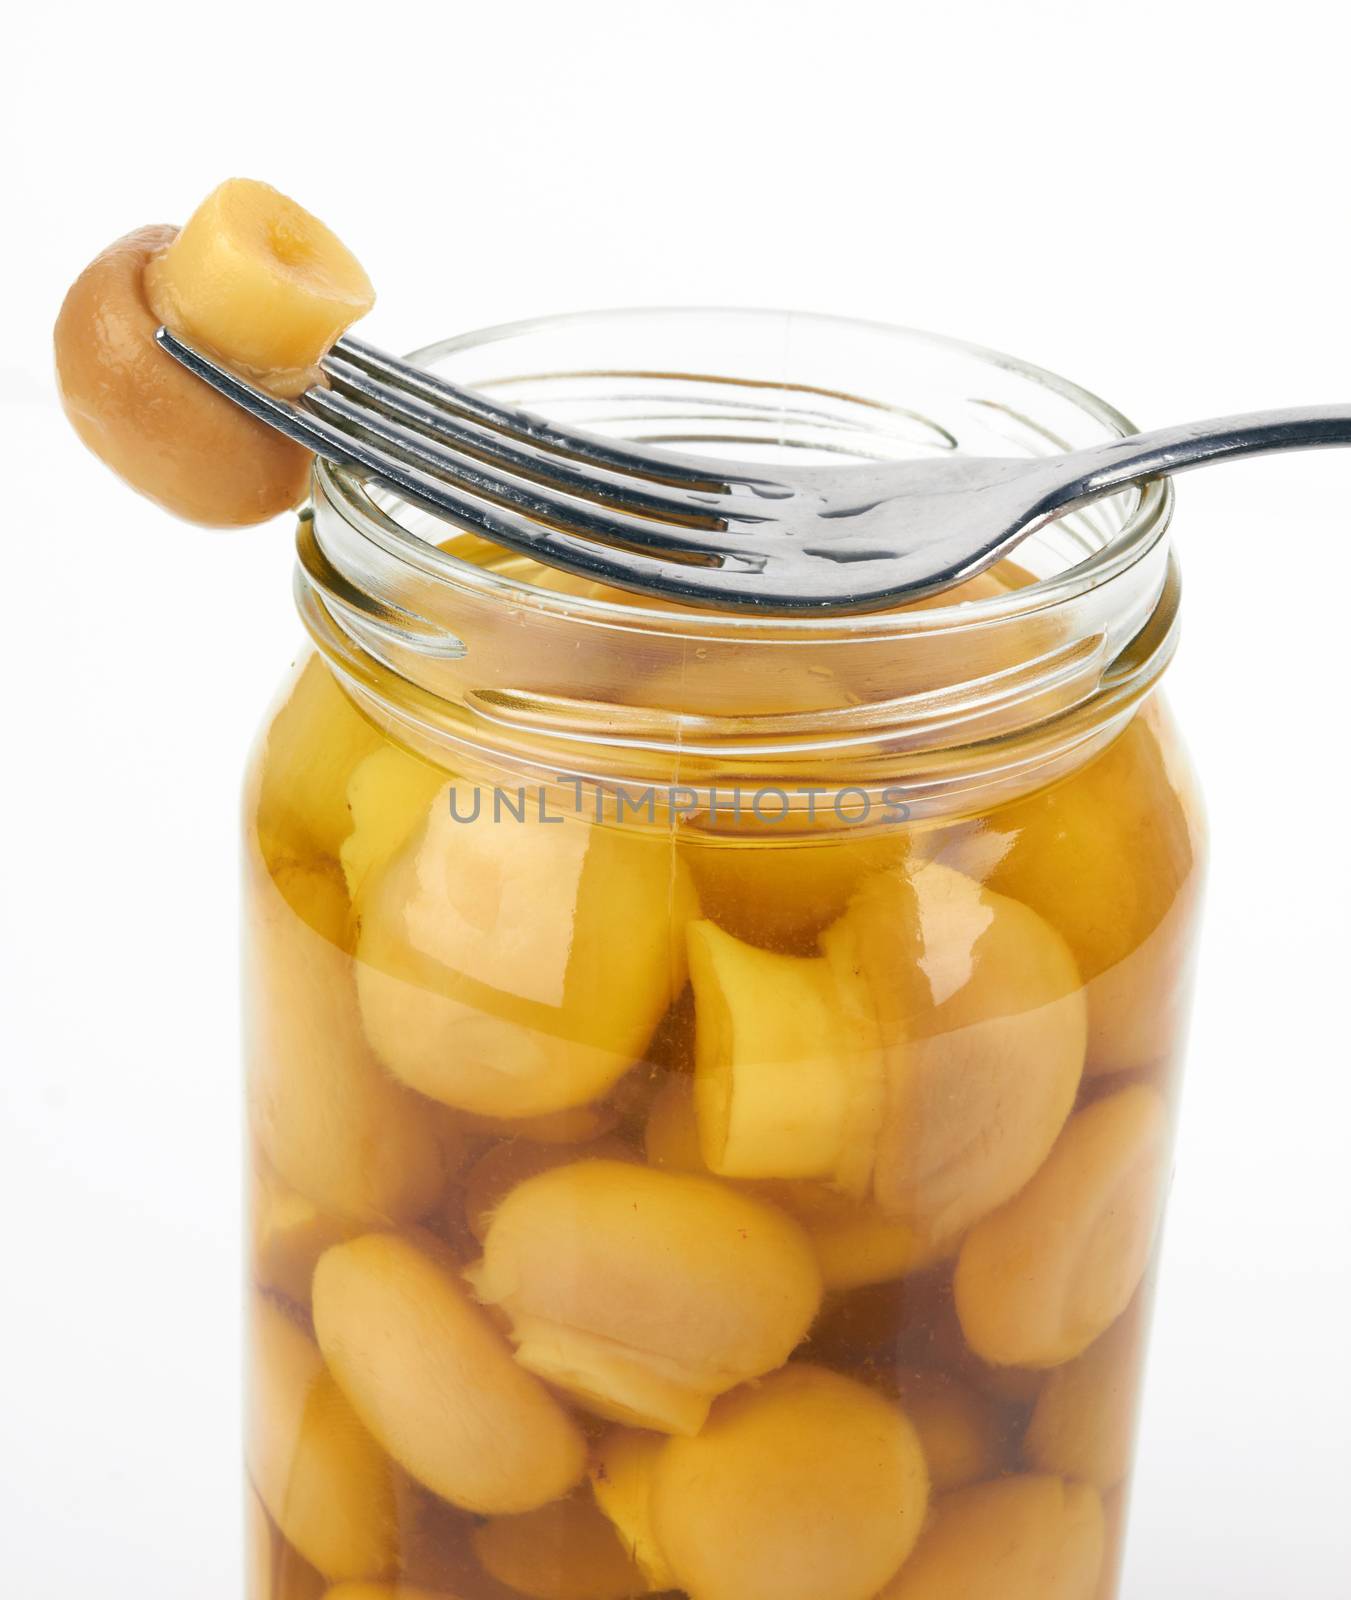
{"left": 771, "top": 1180, "right": 951, "bottom": 1291}
{"left": 341, "top": 745, "right": 446, "bottom": 906}
{"left": 248, "top": 1296, "right": 403, "bottom": 1581}
{"left": 679, "top": 828, "right": 908, "bottom": 951}
{"left": 465, "top": 1160, "right": 822, "bottom": 1435}
{"left": 251, "top": 1160, "right": 361, "bottom": 1308}
{"left": 248, "top": 1486, "right": 325, "bottom": 1600}
{"left": 312, "top": 1232, "right": 587, "bottom": 1514}
{"left": 460, "top": 1136, "right": 636, "bottom": 1243}
{"left": 255, "top": 655, "right": 384, "bottom": 866}
{"left": 642, "top": 1075, "right": 941, "bottom": 1290}
{"left": 976, "top": 702, "right": 1205, "bottom": 1077}
{"left": 53, "top": 222, "right": 311, "bottom": 525}
{"left": 355, "top": 792, "right": 698, "bottom": 1118}
{"left": 836, "top": 859, "right": 1087, "bottom": 1245}
{"left": 649, "top": 1364, "right": 929, "bottom": 1600}
{"left": 55, "top": 178, "right": 373, "bottom": 524}
{"left": 890, "top": 1370, "right": 1003, "bottom": 1493}
{"left": 877, "top": 1474, "right": 1104, "bottom": 1600}
{"left": 244, "top": 856, "right": 451, "bottom": 1224}
{"left": 1024, "top": 1298, "right": 1148, "bottom": 1489}
{"left": 687, "top": 918, "right": 882, "bottom": 1188}
{"left": 589, "top": 1430, "right": 676, "bottom": 1591}
{"left": 954, "top": 1086, "right": 1168, "bottom": 1368}
{"left": 144, "top": 177, "right": 374, "bottom": 396}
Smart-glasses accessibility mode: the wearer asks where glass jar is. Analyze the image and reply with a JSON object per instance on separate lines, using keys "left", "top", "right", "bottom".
{"left": 242, "top": 310, "right": 1205, "bottom": 1600}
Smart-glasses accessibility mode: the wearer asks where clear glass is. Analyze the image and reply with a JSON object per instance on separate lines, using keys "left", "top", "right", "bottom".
{"left": 243, "top": 311, "right": 1205, "bottom": 1600}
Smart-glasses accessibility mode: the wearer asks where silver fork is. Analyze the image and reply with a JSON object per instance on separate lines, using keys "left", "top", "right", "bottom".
{"left": 157, "top": 327, "right": 1351, "bottom": 614}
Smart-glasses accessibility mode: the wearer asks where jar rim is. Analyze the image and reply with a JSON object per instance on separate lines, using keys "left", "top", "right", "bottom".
{"left": 302, "top": 308, "right": 1180, "bottom": 810}
{"left": 313, "top": 305, "right": 1174, "bottom": 642}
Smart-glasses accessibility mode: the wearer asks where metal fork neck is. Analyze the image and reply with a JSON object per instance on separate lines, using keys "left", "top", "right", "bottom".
{"left": 1053, "top": 405, "right": 1351, "bottom": 508}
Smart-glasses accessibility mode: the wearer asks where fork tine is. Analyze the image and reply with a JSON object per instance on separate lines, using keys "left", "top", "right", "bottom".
{"left": 305, "top": 385, "right": 763, "bottom": 558}
{"left": 321, "top": 352, "right": 751, "bottom": 527}
{"left": 154, "top": 327, "right": 747, "bottom": 573}
{"left": 331, "top": 336, "right": 781, "bottom": 494}
{"left": 155, "top": 326, "right": 390, "bottom": 469}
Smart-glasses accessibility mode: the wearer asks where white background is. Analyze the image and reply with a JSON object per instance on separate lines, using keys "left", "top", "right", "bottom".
{"left": 3, "top": 2, "right": 1349, "bottom": 1594}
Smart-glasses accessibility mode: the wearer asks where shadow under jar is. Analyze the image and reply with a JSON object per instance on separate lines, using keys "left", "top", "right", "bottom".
{"left": 242, "top": 310, "right": 1206, "bottom": 1600}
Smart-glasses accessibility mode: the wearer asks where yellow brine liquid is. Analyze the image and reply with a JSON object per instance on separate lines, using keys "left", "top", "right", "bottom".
{"left": 241, "top": 552, "right": 1203, "bottom": 1600}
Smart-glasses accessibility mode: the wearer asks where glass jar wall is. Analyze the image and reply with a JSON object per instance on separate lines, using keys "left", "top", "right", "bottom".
{"left": 243, "top": 311, "right": 1205, "bottom": 1600}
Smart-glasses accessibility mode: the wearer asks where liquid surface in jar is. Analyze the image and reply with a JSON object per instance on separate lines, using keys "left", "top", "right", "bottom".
{"left": 243, "top": 594, "right": 1202, "bottom": 1600}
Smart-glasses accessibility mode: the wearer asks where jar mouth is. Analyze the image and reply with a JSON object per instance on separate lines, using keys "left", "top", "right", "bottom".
{"left": 313, "top": 305, "right": 1172, "bottom": 641}
{"left": 302, "top": 308, "right": 1179, "bottom": 809}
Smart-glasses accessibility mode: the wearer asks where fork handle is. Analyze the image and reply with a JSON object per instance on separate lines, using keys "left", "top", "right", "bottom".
{"left": 1058, "top": 405, "right": 1351, "bottom": 505}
